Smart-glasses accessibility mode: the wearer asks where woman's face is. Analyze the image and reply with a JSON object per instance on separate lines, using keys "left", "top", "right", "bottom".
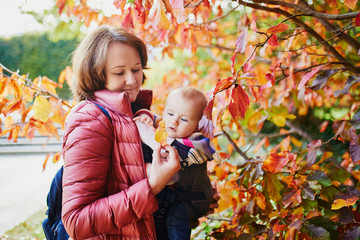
{"left": 104, "top": 42, "right": 143, "bottom": 102}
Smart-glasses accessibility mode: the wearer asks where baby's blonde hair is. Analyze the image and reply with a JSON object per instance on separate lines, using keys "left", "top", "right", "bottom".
{"left": 166, "top": 87, "right": 208, "bottom": 120}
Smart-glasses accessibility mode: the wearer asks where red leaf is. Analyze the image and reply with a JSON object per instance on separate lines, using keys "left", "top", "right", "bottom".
{"left": 250, "top": 21, "right": 258, "bottom": 32}
{"left": 266, "top": 72, "right": 275, "bottom": 85}
{"left": 306, "top": 140, "right": 322, "bottom": 168}
{"left": 298, "top": 65, "right": 324, "bottom": 90}
{"left": 235, "top": 27, "right": 248, "bottom": 53}
{"left": 319, "top": 121, "right": 329, "bottom": 133}
{"left": 283, "top": 189, "right": 301, "bottom": 208}
{"left": 229, "top": 85, "right": 250, "bottom": 120}
{"left": 213, "top": 77, "right": 233, "bottom": 95}
{"left": 169, "top": 0, "right": 184, "bottom": 9}
{"left": 356, "top": 12, "right": 360, "bottom": 26}
{"left": 267, "top": 23, "right": 289, "bottom": 34}
{"left": 230, "top": 52, "right": 237, "bottom": 74}
{"left": 268, "top": 34, "right": 279, "bottom": 46}
{"left": 350, "top": 136, "right": 360, "bottom": 163}
{"left": 121, "top": 9, "right": 134, "bottom": 30}
{"left": 203, "top": 98, "right": 214, "bottom": 120}
{"left": 56, "top": 0, "right": 67, "bottom": 14}
{"left": 263, "top": 153, "right": 289, "bottom": 173}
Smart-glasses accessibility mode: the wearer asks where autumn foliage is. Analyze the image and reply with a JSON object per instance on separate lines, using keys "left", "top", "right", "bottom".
{"left": 1, "top": 0, "right": 360, "bottom": 238}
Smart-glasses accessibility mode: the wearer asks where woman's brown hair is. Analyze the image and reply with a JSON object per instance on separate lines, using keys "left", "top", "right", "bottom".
{"left": 71, "top": 25, "right": 148, "bottom": 101}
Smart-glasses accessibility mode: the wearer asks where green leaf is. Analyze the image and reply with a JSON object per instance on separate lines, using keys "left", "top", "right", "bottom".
{"left": 264, "top": 173, "right": 284, "bottom": 203}
{"left": 308, "top": 171, "right": 332, "bottom": 187}
{"left": 328, "top": 167, "right": 351, "bottom": 182}
{"left": 302, "top": 199, "right": 318, "bottom": 211}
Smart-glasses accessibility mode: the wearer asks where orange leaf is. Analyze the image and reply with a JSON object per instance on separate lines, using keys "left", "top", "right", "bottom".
{"left": 113, "top": 0, "right": 126, "bottom": 11}
{"left": 267, "top": 23, "right": 289, "bottom": 34}
{"left": 58, "top": 66, "right": 72, "bottom": 87}
{"left": 256, "top": 192, "right": 266, "bottom": 210}
{"left": 53, "top": 152, "right": 62, "bottom": 164}
{"left": 4, "top": 99, "right": 24, "bottom": 115}
{"left": 42, "top": 153, "right": 51, "bottom": 171}
{"left": 263, "top": 153, "right": 289, "bottom": 173}
{"left": 219, "top": 152, "right": 230, "bottom": 159}
{"left": 10, "top": 79, "right": 22, "bottom": 99}
{"left": 319, "top": 121, "right": 329, "bottom": 133}
{"left": 0, "top": 77, "right": 7, "bottom": 95}
{"left": 213, "top": 77, "right": 233, "bottom": 95}
{"left": 228, "top": 85, "right": 250, "bottom": 120}
{"left": 11, "top": 125, "right": 21, "bottom": 143}
{"left": 273, "top": 221, "right": 286, "bottom": 234}
{"left": 344, "top": 0, "right": 357, "bottom": 9}
{"left": 331, "top": 197, "right": 359, "bottom": 210}
{"left": 154, "top": 120, "right": 168, "bottom": 145}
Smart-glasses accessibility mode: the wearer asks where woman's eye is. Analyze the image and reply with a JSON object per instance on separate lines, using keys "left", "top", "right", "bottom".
{"left": 132, "top": 69, "right": 140, "bottom": 72}
{"left": 115, "top": 72, "right": 124, "bottom": 76}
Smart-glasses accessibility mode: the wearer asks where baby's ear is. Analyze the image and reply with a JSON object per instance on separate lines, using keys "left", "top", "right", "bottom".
{"left": 198, "top": 116, "right": 214, "bottom": 140}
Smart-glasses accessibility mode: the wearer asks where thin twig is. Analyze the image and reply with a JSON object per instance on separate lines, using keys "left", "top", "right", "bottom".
{"left": 0, "top": 63, "right": 72, "bottom": 108}
{"left": 251, "top": 0, "right": 359, "bottom": 20}
{"left": 193, "top": 3, "right": 240, "bottom": 26}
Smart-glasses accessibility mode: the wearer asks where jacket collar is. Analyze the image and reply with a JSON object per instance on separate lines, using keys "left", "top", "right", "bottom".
{"left": 92, "top": 89, "right": 152, "bottom": 117}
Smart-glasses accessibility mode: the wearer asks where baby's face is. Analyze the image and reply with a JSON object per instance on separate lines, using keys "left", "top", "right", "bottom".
{"left": 163, "top": 94, "right": 201, "bottom": 139}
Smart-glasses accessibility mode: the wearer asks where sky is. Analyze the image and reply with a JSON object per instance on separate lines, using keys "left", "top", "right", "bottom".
{"left": 0, "top": 0, "right": 53, "bottom": 37}
{"left": 0, "top": 0, "right": 118, "bottom": 38}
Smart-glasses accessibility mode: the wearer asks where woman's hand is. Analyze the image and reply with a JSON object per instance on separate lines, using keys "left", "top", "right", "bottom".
{"left": 147, "top": 143, "right": 181, "bottom": 195}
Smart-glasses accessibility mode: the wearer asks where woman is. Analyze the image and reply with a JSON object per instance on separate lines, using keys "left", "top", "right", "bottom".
{"left": 61, "top": 25, "right": 181, "bottom": 239}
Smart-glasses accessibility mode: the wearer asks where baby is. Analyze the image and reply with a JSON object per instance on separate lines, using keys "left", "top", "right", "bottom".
{"left": 134, "top": 86, "right": 216, "bottom": 240}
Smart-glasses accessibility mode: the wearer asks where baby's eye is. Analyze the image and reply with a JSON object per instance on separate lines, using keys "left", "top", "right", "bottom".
{"left": 181, "top": 118, "right": 188, "bottom": 122}
{"left": 167, "top": 112, "right": 174, "bottom": 116}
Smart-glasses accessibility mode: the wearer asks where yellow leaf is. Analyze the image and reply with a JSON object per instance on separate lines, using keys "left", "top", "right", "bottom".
{"left": 33, "top": 95, "right": 51, "bottom": 122}
{"left": 291, "top": 137, "right": 302, "bottom": 147}
{"left": 4, "top": 116, "right": 14, "bottom": 129}
{"left": 272, "top": 114, "right": 286, "bottom": 127}
{"left": 154, "top": 120, "right": 168, "bottom": 145}
{"left": 159, "top": 8, "right": 171, "bottom": 30}
{"left": 331, "top": 197, "right": 359, "bottom": 210}
{"left": 272, "top": 113, "right": 296, "bottom": 127}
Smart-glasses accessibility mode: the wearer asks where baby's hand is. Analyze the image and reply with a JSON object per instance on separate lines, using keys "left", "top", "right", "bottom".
{"left": 133, "top": 114, "right": 153, "bottom": 126}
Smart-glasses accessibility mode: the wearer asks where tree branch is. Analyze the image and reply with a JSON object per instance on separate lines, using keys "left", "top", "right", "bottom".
{"left": 251, "top": 0, "right": 359, "bottom": 20}
{"left": 219, "top": 109, "right": 251, "bottom": 162}
{"left": 297, "top": 0, "right": 360, "bottom": 53}
{"left": 0, "top": 63, "right": 72, "bottom": 108}
{"left": 237, "top": 0, "right": 360, "bottom": 74}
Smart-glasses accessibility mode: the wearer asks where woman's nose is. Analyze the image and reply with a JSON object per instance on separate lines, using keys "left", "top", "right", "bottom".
{"left": 125, "top": 72, "right": 137, "bottom": 85}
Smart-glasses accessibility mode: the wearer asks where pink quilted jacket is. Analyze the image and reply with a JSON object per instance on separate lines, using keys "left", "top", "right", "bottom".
{"left": 62, "top": 89, "right": 158, "bottom": 239}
